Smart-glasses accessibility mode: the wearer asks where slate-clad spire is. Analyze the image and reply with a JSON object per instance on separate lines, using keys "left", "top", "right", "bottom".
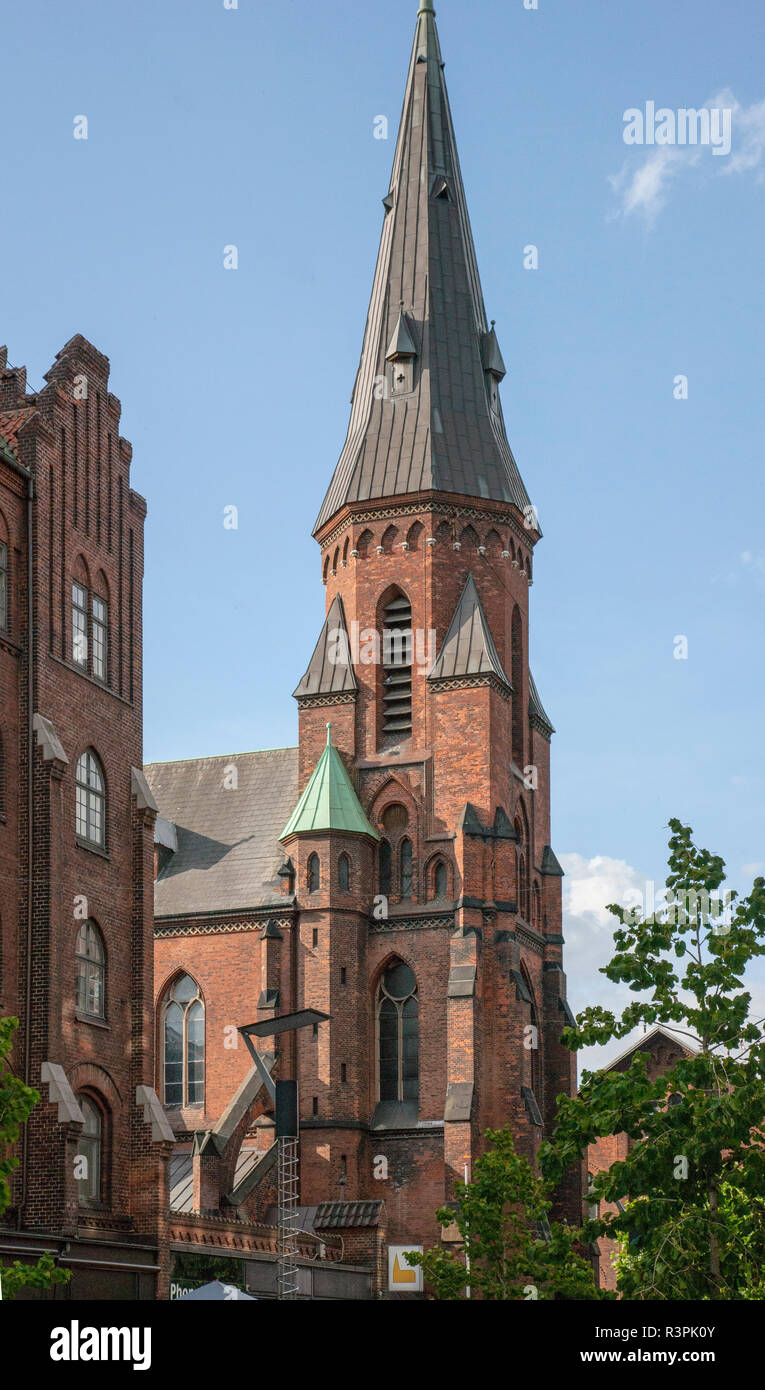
{"left": 427, "top": 574, "right": 510, "bottom": 687}
{"left": 314, "top": 2, "right": 531, "bottom": 533}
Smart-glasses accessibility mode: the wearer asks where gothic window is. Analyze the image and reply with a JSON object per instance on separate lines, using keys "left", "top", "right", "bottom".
{"left": 76, "top": 920, "right": 105, "bottom": 1018}
{"left": 381, "top": 590, "right": 412, "bottom": 740}
{"left": 433, "top": 859, "right": 448, "bottom": 899}
{"left": 77, "top": 1095, "right": 104, "bottom": 1207}
{"left": 0, "top": 537, "right": 8, "bottom": 631}
{"left": 163, "top": 974, "right": 205, "bottom": 1107}
{"left": 400, "top": 838, "right": 413, "bottom": 899}
{"left": 587, "top": 1172, "right": 599, "bottom": 1221}
{"left": 338, "top": 852, "right": 350, "bottom": 893}
{"left": 511, "top": 606, "right": 523, "bottom": 766}
{"left": 323, "top": 554, "right": 330, "bottom": 583}
{"left": 75, "top": 749, "right": 106, "bottom": 849}
{"left": 376, "top": 959, "right": 419, "bottom": 1104}
{"left": 72, "top": 580, "right": 88, "bottom": 666}
{"left": 379, "top": 839, "right": 392, "bottom": 897}
{"left": 307, "top": 853, "right": 320, "bottom": 893}
{"left": 92, "top": 594, "right": 108, "bottom": 682}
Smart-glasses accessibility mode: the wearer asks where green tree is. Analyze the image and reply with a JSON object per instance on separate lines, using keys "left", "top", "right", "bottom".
{"left": 407, "top": 1125, "right": 605, "bottom": 1300}
{"left": 541, "top": 819, "right": 765, "bottom": 1300}
{"left": 0, "top": 1016, "right": 70, "bottom": 1299}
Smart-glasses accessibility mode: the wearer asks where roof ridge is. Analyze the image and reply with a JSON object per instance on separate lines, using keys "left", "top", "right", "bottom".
{"left": 145, "top": 746, "right": 298, "bottom": 769}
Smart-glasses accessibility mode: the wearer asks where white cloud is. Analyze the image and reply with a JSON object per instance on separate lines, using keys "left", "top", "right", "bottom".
{"left": 610, "top": 90, "right": 765, "bottom": 224}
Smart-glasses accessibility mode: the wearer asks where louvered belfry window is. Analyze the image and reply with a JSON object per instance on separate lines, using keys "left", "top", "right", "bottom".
{"left": 382, "top": 593, "right": 412, "bottom": 738}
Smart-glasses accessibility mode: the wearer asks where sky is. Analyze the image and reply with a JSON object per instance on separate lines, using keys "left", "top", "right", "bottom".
{"left": 1, "top": 0, "right": 764, "bottom": 1063}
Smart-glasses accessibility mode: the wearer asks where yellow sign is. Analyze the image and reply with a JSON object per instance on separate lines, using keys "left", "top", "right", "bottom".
{"left": 388, "top": 1245, "right": 423, "bottom": 1292}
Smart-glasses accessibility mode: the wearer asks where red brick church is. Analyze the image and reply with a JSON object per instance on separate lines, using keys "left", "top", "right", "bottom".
{"left": 147, "top": 0, "right": 579, "bottom": 1292}
{"left": 0, "top": 0, "right": 579, "bottom": 1299}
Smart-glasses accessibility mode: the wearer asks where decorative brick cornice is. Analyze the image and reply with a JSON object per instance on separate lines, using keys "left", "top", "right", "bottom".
{"left": 429, "top": 673, "right": 511, "bottom": 700}
{"left": 296, "top": 691, "right": 357, "bottom": 709}
{"left": 155, "top": 916, "right": 293, "bottom": 939}
{"left": 369, "top": 913, "right": 453, "bottom": 934}
{"left": 319, "top": 498, "right": 537, "bottom": 552}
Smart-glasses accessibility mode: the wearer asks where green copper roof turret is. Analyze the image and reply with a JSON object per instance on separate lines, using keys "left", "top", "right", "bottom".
{"left": 279, "top": 724, "right": 380, "bottom": 841}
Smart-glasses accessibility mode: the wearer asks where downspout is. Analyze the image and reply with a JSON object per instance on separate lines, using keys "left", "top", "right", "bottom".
{"left": 2, "top": 443, "right": 35, "bottom": 1227}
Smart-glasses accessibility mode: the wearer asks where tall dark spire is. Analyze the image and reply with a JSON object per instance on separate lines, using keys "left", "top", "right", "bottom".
{"left": 314, "top": 2, "right": 530, "bottom": 534}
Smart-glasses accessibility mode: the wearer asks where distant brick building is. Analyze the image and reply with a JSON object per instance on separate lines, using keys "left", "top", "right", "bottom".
{"left": 146, "top": 0, "right": 580, "bottom": 1294}
{"left": 586, "top": 1026, "right": 692, "bottom": 1291}
{"left": 0, "top": 335, "right": 171, "bottom": 1299}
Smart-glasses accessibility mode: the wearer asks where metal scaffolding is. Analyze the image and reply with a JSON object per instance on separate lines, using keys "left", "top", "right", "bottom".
{"left": 277, "top": 1135, "right": 300, "bottom": 1300}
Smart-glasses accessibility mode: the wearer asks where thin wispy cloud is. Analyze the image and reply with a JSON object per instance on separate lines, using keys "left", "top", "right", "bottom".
{"left": 609, "top": 89, "right": 765, "bottom": 224}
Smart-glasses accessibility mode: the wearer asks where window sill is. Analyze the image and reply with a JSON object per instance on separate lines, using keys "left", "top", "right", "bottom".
{"left": 75, "top": 1011, "right": 109, "bottom": 1030}
{"left": 75, "top": 836, "right": 109, "bottom": 860}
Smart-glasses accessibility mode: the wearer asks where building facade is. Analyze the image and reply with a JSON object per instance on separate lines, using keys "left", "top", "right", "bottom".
{"left": 0, "top": 335, "right": 170, "bottom": 1299}
{"left": 147, "top": 0, "right": 580, "bottom": 1291}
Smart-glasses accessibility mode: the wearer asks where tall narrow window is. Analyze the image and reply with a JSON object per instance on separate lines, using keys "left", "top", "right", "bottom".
{"left": 72, "top": 581, "right": 88, "bottom": 666}
{"left": 377, "top": 960, "right": 419, "bottom": 1104}
{"left": 381, "top": 592, "right": 412, "bottom": 739}
{"left": 511, "top": 605, "right": 523, "bottom": 766}
{"left": 400, "top": 838, "right": 413, "bottom": 899}
{"left": 75, "top": 750, "right": 106, "bottom": 848}
{"left": 0, "top": 539, "right": 7, "bottom": 630}
{"left": 77, "top": 1096, "right": 103, "bottom": 1206}
{"left": 338, "top": 852, "right": 350, "bottom": 892}
{"left": 379, "top": 840, "right": 392, "bottom": 896}
{"left": 92, "top": 595, "right": 108, "bottom": 681}
{"left": 307, "top": 852, "right": 320, "bottom": 893}
{"left": 76, "top": 920, "right": 105, "bottom": 1018}
{"left": 163, "top": 974, "right": 205, "bottom": 1107}
{"left": 433, "top": 860, "right": 448, "bottom": 898}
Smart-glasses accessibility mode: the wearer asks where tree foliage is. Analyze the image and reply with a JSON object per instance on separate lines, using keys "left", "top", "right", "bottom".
{"left": 541, "top": 819, "right": 765, "bottom": 1300}
{"left": 408, "top": 1125, "right": 604, "bottom": 1300}
{"left": 0, "top": 1016, "right": 70, "bottom": 1299}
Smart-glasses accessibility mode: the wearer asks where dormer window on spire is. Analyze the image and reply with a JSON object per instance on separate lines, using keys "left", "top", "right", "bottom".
{"left": 481, "top": 320, "right": 507, "bottom": 418}
{"left": 385, "top": 305, "right": 417, "bottom": 397}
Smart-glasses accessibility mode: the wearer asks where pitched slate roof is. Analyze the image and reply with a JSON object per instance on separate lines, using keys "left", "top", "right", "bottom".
{"left": 292, "top": 595, "right": 357, "bottom": 700}
{"left": 145, "top": 748, "right": 298, "bottom": 916}
{"left": 280, "top": 726, "right": 380, "bottom": 841}
{"left": 529, "top": 671, "right": 555, "bottom": 736}
{"left": 427, "top": 574, "right": 510, "bottom": 686}
{"left": 314, "top": 2, "right": 531, "bottom": 533}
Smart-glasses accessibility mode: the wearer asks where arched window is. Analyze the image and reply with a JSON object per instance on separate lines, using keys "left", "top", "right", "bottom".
{"left": 379, "top": 840, "right": 392, "bottom": 897}
{"left": 77, "top": 1095, "right": 104, "bottom": 1206}
{"left": 511, "top": 606, "right": 523, "bottom": 766}
{"left": 163, "top": 974, "right": 205, "bottom": 1107}
{"left": 0, "top": 535, "right": 8, "bottom": 631}
{"left": 400, "top": 838, "right": 413, "bottom": 899}
{"left": 376, "top": 959, "right": 418, "bottom": 1104}
{"left": 433, "top": 860, "right": 448, "bottom": 899}
{"left": 72, "top": 578, "right": 89, "bottom": 666}
{"left": 322, "top": 554, "right": 330, "bottom": 583}
{"left": 338, "top": 852, "right": 350, "bottom": 893}
{"left": 587, "top": 1172, "right": 599, "bottom": 1222}
{"left": 75, "top": 750, "right": 106, "bottom": 849}
{"left": 307, "top": 853, "right": 320, "bottom": 893}
{"left": 76, "top": 920, "right": 105, "bottom": 1018}
{"left": 381, "top": 590, "right": 412, "bottom": 740}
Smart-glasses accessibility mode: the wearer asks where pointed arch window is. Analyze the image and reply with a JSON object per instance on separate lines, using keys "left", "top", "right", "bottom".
{"left": 307, "top": 853, "right": 320, "bottom": 893}
{"left": 76, "top": 920, "right": 105, "bottom": 1018}
{"left": 377, "top": 960, "right": 419, "bottom": 1104}
{"left": 511, "top": 606, "right": 523, "bottom": 766}
{"left": 381, "top": 591, "right": 412, "bottom": 740}
{"left": 400, "top": 838, "right": 413, "bottom": 899}
{"left": 379, "top": 840, "right": 392, "bottom": 897}
{"left": 77, "top": 1095, "right": 104, "bottom": 1206}
{"left": 0, "top": 538, "right": 8, "bottom": 631}
{"left": 76, "top": 749, "right": 106, "bottom": 849}
{"left": 433, "top": 860, "right": 448, "bottom": 899}
{"left": 338, "top": 852, "right": 351, "bottom": 893}
{"left": 163, "top": 974, "right": 205, "bottom": 1107}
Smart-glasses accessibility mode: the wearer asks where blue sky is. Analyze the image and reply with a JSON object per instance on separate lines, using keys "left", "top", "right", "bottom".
{"left": 2, "top": 0, "right": 764, "bottom": 1047}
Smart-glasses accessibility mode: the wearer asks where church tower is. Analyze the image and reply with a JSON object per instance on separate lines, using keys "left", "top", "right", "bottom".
{"left": 281, "top": 0, "right": 577, "bottom": 1251}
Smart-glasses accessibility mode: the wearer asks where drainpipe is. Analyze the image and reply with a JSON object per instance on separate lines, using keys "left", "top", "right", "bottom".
{"left": 2, "top": 443, "right": 35, "bottom": 1226}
